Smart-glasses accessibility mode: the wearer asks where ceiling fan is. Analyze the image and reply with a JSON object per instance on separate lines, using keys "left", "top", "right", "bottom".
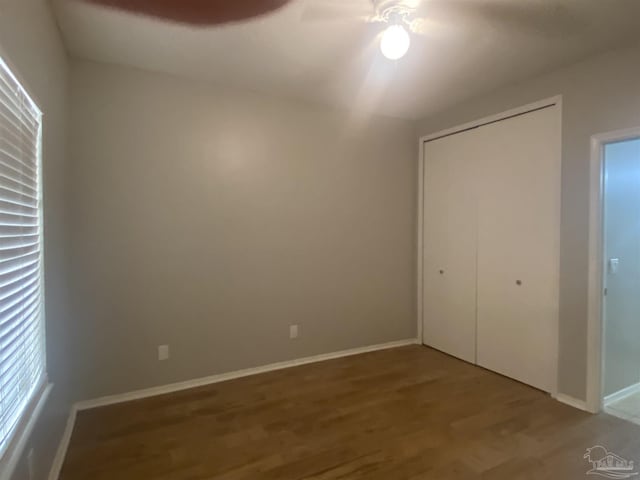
{"left": 299, "top": 0, "right": 428, "bottom": 60}
{"left": 79, "top": 0, "right": 584, "bottom": 60}
{"left": 363, "top": 0, "right": 421, "bottom": 60}
{"left": 78, "top": 0, "right": 420, "bottom": 59}
{"left": 302, "top": 0, "right": 583, "bottom": 60}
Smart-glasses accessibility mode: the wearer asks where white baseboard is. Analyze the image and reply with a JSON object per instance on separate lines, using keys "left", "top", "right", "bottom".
{"left": 604, "top": 382, "right": 640, "bottom": 405}
{"left": 75, "top": 338, "right": 417, "bottom": 411}
{"left": 553, "top": 393, "right": 591, "bottom": 412}
{"left": 47, "top": 404, "right": 77, "bottom": 480}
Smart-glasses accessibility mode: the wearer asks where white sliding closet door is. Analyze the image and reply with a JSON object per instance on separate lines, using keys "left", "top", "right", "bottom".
{"left": 475, "top": 106, "right": 560, "bottom": 392}
{"left": 422, "top": 129, "right": 479, "bottom": 363}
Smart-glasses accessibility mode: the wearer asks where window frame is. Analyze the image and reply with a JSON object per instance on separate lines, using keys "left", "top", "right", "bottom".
{"left": 0, "top": 52, "right": 51, "bottom": 480}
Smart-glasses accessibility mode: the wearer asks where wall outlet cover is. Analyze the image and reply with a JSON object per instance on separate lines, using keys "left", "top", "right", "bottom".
{"left": 158, "top": 345, "right": 169, "bottom": 361}
{"left": 289, "top": 325, "right": 299, "bottom": 339}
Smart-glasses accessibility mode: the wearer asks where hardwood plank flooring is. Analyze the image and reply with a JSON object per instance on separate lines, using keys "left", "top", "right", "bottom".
{"left": 60, "top": 346, "right": 640, "bottom": 479}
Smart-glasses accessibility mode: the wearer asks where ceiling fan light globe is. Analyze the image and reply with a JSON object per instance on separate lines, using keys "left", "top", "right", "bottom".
{"left": 380, "top": 25, "right": 410, "bottom": 60}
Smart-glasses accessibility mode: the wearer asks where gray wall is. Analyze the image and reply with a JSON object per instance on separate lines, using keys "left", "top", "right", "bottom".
{"left": 417, "top": 42, "right": 640, "bottom": 402}
{"left": 603, "top": 139, "right": 640, "bottom": 397}
{"left": 0, "top": 0, "right": 70, "bottom": 479}
{"left": 69, "top": 60, "right": 417, "bottom": 400}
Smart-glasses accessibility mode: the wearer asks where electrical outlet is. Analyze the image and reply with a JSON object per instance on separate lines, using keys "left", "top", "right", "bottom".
{"left": 158, "top": 345, "right": 169, "bottom": 361}
{"left": 26, "top": 448, "right": 35, "bottom": 480}
{"left": 289, "top": 325, "right": 299, "bottom": 339}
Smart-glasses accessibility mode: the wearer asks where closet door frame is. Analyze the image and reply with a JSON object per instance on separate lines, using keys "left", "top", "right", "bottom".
{"left": 417, "top": 95, "right": 562, "bottom": 392}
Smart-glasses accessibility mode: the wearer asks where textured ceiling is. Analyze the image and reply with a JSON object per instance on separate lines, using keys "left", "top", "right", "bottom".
{"left": 52, "top": 0, "right": 640, "bottom": 119}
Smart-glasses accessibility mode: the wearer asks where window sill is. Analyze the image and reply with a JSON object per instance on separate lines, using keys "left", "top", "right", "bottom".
{"left": 0, "top": 381, "right": 53, "bottom": 480}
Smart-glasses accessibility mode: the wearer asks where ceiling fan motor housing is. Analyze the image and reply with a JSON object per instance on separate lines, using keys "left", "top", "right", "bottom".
{"left": 372, "top": 0, "right": 416, "bottom": 24}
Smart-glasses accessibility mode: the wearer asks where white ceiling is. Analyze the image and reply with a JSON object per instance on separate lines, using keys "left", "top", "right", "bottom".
{"left": 52, "top": 0, "right": 640, "bottom": 119}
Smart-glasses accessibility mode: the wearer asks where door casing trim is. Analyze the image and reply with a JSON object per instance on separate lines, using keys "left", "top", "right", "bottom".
{"left": 586, "top": 126, "right": 640, "bottom": 413}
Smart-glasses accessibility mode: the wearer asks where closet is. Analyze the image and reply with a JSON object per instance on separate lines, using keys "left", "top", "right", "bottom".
{"left": 421, "top": 103, "right": 560, "bottom": 393}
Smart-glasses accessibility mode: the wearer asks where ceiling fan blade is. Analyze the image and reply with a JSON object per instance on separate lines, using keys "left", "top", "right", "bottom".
{"left": 80, "top": 0, "right": 293, "bottom": 25}
{"left": 408, "top": 17, "right": 455, "bottom": 38}
{"left": 301, "top": 0, "right": 375, "bottom": 23}
{"left": 413, "top": 0, "right": 588, "bottom": 37}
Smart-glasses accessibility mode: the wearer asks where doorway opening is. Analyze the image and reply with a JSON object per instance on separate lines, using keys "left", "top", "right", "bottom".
{"left": 594, "top": 134, "right": 640, "bottom": 424}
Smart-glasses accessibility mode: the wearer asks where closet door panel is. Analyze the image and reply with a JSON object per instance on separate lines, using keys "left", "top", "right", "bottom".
{"left": 422, "top": 130, "right": 479, "bottom": 363}
{"left": 476, "top": 106, "right": 560, "bottom": 392}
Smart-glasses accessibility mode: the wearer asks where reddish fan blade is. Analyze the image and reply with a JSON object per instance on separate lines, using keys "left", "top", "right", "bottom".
{"left": 81, "top": 0, "right": 293, "bottom": 25}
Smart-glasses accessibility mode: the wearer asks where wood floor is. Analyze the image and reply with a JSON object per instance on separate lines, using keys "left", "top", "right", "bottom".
{"left": 60, "top": 346, "right": 640, "bottom": 479}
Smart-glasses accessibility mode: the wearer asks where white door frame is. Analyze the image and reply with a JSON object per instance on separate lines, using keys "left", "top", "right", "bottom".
{"left": 586, "top": 126, "right": 640, "bottom": 413}
{"left": 416, "top": 96, "right": 562, "bottom": 393}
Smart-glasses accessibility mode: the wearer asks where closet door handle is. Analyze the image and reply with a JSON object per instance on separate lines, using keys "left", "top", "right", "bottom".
{"left": 516, "top": 280, "right": 522, "bottom": 286}
{"left": 439, "top": 269, "right": 445, "bottom": 275}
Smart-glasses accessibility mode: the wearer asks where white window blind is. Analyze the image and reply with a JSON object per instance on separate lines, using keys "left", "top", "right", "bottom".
{"left": 0, "top": 57, "right": 45, "bottom": 460}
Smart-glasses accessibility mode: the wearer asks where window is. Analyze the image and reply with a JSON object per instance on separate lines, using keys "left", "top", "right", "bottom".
{"left": 0, "top": 57, "right": 46, "bottom": 460}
